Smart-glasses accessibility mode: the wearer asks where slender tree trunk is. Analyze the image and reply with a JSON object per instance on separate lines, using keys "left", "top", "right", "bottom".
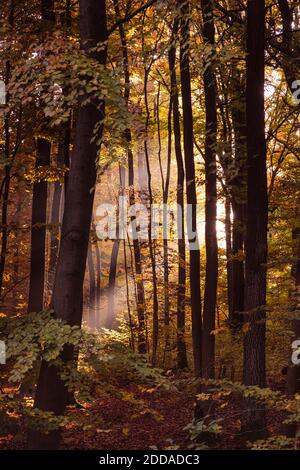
{"left": 178, "top": 0, "right": 202, "bottom": 376}
{"left": 28, "top": 0, "right": 107, "bottom": 450}
{"left": 48, "top": 139, "right": 68, "bottom": 295}
{"left": 123, "top": 238, "right": 135, "bottom": 351}
{"left": 107, "top": 166, "right": 125, "bottom": 329}
{"left": 92, "top": 220, "right": 101, "bottom": 327}
{"left": 169, "top": 18, "right": 188, "bottom": 370}
{"left": 113, "top": 0, "right": 147, "bottom": 353}
{"left": 0, "top": 77, "right": 11, "bottom": 295}
{"left": 87, "top": 242, "right": 96, "bottom": 329}
{"left": 229, "top": 67, "right": 246, "bottom": 331}
{"left": 242, "top": 0, "right": 268, "bottom": 439}
{"left": 107, "top": 240, "right": 120, "bottom": 329}
{"left": 12, "top": 190, "right": 22, "bottom": 303}
{"left": 225, "top": 196, "right": 233, "bottom": 320}
{"left": 201, "top": 0, "right": 218, "bottom": 380}
{"left": 28, "top": 138, "right": 51, "bottom": 313}
{"left": 0, "top": 1, "right": 14, "bottom": 295}
{"left": 157, "top": 83, "right": 172, "bottom": 361}
{"left": 163, "top": 97, "right": 172, "bottom": 360}
{"left": 27, "top": 0, "right": 55, "bottom": 313}
{"left": 277, "top": 0, "right": 299, "bottom": 91}
{"left": 137, "top": 147, "right": 149, "bottom": 205}
{"left": 143, "top": 68, "right": 159, "bottom": 365}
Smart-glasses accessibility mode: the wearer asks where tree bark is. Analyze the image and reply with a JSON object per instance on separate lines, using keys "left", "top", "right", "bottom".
{"left": 113, "top": 0, "right": 147, "bottom": 354}
{"left": 178, "top": 0, "right": 202, "bottom": 376}
{"left": 229, "top": 67, "right": 247, "bottom": 331}
{"left": 27, "top": 0, "right": 55, "bottom": 313}
{"left": 92, "top": 220, "right": 101, "bottom": 327}
{"left": 28, "top": 138, "right": 51, "bottom": 313}
{"left": 225, "top": 195, "right": 233, "bottom": 320}
{"left": 87, "top": 242, "right": 96, "bottom": 329}
{"left": 157, "top": 83, "right": 172, "bottom": 362}
{"left": 48, "top": 137, "right": 69, "bottom": 296}
{"left": 242, "top": 0, "right": 268, "bottom": 439}
{"left": 143, "top": 68, "right": 159, "bottom": 365}
{"left": 201, "top": 0, "right": 218, "bottom": 380}
{"left": 277, "top": 0, "right": 299, "bottom": 91}
{"left": 169, "top": 18, "right": 188, "bottom": 370}
{"left": 0, "top": 2, "right": 14, "bottom": 295}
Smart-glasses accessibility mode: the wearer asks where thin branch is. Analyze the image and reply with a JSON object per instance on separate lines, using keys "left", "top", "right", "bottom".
{"left": 108, "top": 0, "right": 159, "bottom": 36}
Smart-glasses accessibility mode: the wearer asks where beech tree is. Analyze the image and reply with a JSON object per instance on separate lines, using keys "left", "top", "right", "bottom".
{"left": 242, "top": 0, "right": 268, "bottom": 438}
{"left": 178, "top": 0, "right": 202, "bottom": 376}
{"left": 28, "top": 0, "right": 108, "bottom": 449}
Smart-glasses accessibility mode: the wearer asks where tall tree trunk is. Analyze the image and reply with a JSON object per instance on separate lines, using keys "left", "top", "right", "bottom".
{"left": 87, "top": 242, "right": 96, "bottom": 329}
{"left": 123, "top": 238, "right": 135, "bottom": 351}
{"left": 225, "top": 195, "right": 233, "bottom": 320}
{"left": 113, "top": 0, "right": 147, "bottom": 354}
{"left": 277, "top": 0, "right": 299, "bottom": 91}
{"left": 169, "top": 18, "right": 188, "bottom": 370}
{"left": 107, "top": 239, "right": 120, "bottom": 329}
{"left": 0, "top": 1, "right": 14, "bottom": 295}
{"left": 28, "top": 0, "right": 107, "bottom": 450}
{"left": 144, "top": 68, "right": 159, "bottom": 365}
{"left": 92, "top": 220, "right": 101, "bottom": 327}
{"left": 157, "top": 83, "right": 172, "bottom": 362}
{"left": 28, "top": 138, "right": 51, "bottom": 313}
{"left": 242, "top": 0, "right": 268, "bottom": 439}
{"left": 107, "top": 166, "right": 125, "bottom": 330}
{"left": 229, "top": 67, "right": 246, "bottom": 331}
{"left": 0, "top": 77, "right": 11, "bottom": 296}
{"left": 27, "top": 0, "right": 55, "bottom": 313}
{"left": 178, "top": 0, "right": 202, "bottom": 376}
{"left": 201, "top": 0, "right": 218, "bottom": 380}
{"left": 48, "top": 137, "right": 69, "bottom": 295}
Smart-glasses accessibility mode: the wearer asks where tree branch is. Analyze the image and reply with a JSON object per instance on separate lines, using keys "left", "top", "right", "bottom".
{"left": 108, "top": 0, "right": 159, "bottom": 36}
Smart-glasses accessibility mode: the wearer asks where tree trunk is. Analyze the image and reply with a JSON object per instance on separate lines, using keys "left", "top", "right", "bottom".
{"left": 123, "top": 238, "right": 135, "bottom": 351}
{"left": 28, "top": 138, "right": 51, "bottom": 313}
{"left": 178, "top": 0, "right": 202, "bottom": 376}
{"left": 27, "top": 0, "right": 55, "bottom": 312}
{"left": 242, "top": 0, "right": 268, "bottom": 439}
{"left": 48, "top": 138, "right": 68, "bottom": 295}
{"left": 0, "top": 1, "right": 14, "bottom": 295}
{"left": 87, "top": 242, "right": 96, "bottom": 329}
{"left": 201, "top": 0, "right": 218, "bottom": 380}
{"left": 144, "top": 68, "right": 159, "bottom": 365}
{"left": 277, "top": 0, "right": 299, "bottom": 91}
{"left": 92, "top": 220, "right": 101, "bottom": 328}
{"left": 27, "top": 0, "right": 107, "bottom": 450}
{"left": 225, "top": 195, "right": 233, "bottom": 321}
{"left": 107, "top": 239, "right": 120, "bottom": 329}
{"left": 113, "top": 0, "right": 147, "bottom": 354}
{"left": 229, "top": 67, "right": 246, "bottom": 331}
{"left": 106, "top": 166, "right": 125, "bottom": 330}
{"left": 169, "top": 18, "right": 188, "bottom": 370}
{"left": 157, "top": 83, "right": 172, "bottom": 362}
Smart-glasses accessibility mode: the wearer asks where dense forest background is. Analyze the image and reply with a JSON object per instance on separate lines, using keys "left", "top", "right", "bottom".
{"left": 0, "top": 0, "right": 300, "bottom": 451}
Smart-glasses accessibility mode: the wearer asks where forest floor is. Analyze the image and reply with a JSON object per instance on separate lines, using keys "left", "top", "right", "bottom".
{"left": 0, "top": 376, "right": 286, "bottom": 450}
